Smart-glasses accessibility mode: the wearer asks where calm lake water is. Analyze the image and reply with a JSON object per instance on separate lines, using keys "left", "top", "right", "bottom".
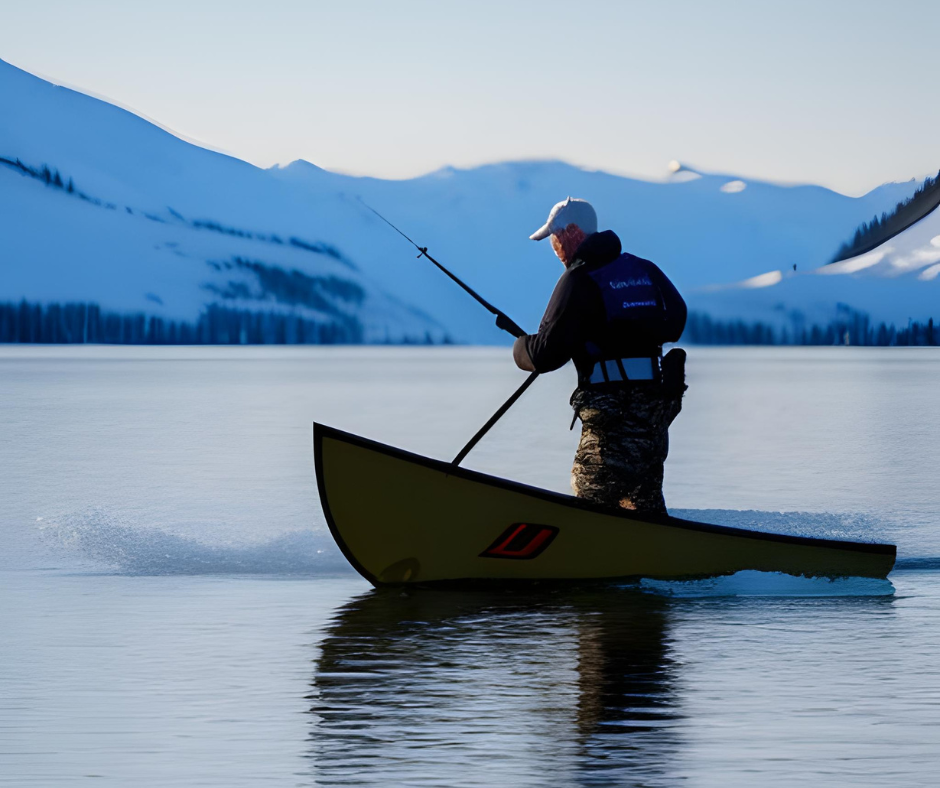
{"left": 2, "top": 346, "right": 939, "bottom": 786}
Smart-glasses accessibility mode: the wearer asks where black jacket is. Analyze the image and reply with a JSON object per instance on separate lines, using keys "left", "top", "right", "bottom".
{"left": 513, "top": 230, "right": 686, "bottom": 380}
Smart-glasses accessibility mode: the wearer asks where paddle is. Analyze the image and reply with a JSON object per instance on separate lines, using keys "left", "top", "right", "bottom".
{"left": 358, "top": 198, "right": 539, "bottom": 467}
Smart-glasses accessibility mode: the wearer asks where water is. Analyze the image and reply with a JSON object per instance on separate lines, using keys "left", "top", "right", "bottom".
{"left": 2, "top": 346, "right": 940, "bottom": 786}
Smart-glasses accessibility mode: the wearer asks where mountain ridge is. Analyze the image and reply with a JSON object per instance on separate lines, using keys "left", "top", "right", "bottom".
{"left": 2, "top": 56, "right": 937, "bottom": 344}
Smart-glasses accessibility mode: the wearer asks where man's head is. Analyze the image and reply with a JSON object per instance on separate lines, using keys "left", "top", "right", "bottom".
{"left": 529, "top": 197, "right": 597, "bottom": 266}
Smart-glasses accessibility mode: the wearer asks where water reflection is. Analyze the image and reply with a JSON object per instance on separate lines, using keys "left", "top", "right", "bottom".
{"left": 308, "top": 587, "right": 682, "bottom": 787}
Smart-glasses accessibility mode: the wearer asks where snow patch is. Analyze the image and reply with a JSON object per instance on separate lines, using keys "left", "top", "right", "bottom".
{"left": 818, "top": 249, "right": 886, "bottom": 275}
{"left": 918, "top": 263, "right": 940, "bottom": 281}
{"left": 720, "top": 179, "right": 747, "bottom": 193}
{"left": 889, "top": 246, "right": 940, "bottom": 272}
{"left": 740, "top": 269, "right": 782, "bottom": 288}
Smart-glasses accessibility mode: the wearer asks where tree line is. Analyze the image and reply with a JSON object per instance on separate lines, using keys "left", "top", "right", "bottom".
{"left": 684, "top": 311, "right": 938, "bottom": 346}
{"left": 0, "top": 301, "right": 364, "bottom": 345}
{"left": 0, "top": 156, "right": 111, "bottom": 207}
{"left": 1, "top": 300, "right": 932, "bottom": 347}
{"left": 832, "top": 169, "right": 940, "bottom": 262}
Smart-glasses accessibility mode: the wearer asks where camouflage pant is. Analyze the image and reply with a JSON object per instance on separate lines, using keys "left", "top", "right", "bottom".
{"left": 570, "top": 381, "right": 684, "bottom": 514}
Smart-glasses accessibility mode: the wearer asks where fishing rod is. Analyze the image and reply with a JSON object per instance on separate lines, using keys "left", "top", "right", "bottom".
{"left": 449, "top": 369, "right": 539, "bottom": 468}
{"left": 357, "top": 197, "right": 526, "bottom": 339}
{"left": 358, "top": 197, "right": 539, "bottom": 467}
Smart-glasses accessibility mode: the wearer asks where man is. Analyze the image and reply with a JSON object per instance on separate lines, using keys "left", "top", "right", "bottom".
{"left": 512, "top": 198, "right": 687, "bottom": 514}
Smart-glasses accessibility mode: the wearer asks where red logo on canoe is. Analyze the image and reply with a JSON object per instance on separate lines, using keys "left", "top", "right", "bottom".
{"left": 480, "top": 523, "right": 559, "bottom": 560}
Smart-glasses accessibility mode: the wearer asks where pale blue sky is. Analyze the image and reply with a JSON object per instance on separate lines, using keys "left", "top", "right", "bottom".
{"left": 2, "top": 0, "right": 938, "bottom": 194}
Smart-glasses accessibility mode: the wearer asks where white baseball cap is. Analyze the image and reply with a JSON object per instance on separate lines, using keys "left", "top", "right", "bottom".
{"left": 529, "top": 197, "right": 597, "bottom": 241}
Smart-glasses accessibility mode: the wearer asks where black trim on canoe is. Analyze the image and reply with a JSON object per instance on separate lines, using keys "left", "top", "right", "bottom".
{"left": 314, "top": 424, "right": 380, "bottom": 584}
{"left": 313, "top": 422, "right": 896, "bottom": 585}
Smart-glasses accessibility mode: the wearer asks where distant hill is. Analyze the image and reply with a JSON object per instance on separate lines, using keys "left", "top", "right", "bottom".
{"left": 832, "top": 170, "right": 940, "bottom": 263}
{"left": 1, "top": 57, "right": 937, "bottom": 345}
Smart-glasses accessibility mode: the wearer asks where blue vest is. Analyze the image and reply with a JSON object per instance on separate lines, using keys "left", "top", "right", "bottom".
{"left": 589, "top": 254, "right": 665, "bottom": 325}
{"left": 584, "top": 253, "right": 683, "bottom": 361}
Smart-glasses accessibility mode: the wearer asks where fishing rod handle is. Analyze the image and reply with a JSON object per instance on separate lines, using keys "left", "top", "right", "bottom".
{"left": 495, "top": 313, "right": 526, "bottom": 338}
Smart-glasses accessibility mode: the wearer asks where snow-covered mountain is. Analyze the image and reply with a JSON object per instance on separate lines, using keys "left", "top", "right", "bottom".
{"left": 1, "top": 57, "right": 936, "bottom": 344}
{"left": 0, "top": 59, "right": 447, "bottom": 343}
{"left": 688, "top": 192, "right": 940, "bottom": 337}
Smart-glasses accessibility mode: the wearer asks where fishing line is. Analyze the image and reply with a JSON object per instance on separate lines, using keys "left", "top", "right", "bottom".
{"left": 357, "top": 196, "right": 537, "bottom": 466}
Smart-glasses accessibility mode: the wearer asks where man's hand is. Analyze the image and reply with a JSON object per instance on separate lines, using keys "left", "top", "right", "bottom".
{"left": 495, "top": 312, "right": 525, "bottom": 338}
{"left": 512, "top": 336, "right": 536, "bottom": 371}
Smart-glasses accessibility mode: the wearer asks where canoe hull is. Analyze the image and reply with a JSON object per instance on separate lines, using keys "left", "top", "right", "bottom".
{"left": 314, "top": 424, "right": 896, "bottom": 586}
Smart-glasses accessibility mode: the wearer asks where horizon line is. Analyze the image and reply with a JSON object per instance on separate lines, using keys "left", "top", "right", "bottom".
{"left": 1, "top": 54, "right": 928, "bottom": 198}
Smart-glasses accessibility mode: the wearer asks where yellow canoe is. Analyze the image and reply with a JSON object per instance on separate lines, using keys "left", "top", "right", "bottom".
{"left": 314, "top": 423, "right": 896, "bottom": 585}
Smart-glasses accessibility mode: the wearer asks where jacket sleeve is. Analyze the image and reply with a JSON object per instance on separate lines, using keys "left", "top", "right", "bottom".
{"left": 647, "top": 262, "right": 687, "bottom": 342}
{"left": 513, "top": 271, "right": 581, "bottom": 373}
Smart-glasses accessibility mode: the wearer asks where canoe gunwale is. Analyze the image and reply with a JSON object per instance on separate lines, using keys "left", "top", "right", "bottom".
{"left": 313, "top": 422, "right": 896, "bottom": 586}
